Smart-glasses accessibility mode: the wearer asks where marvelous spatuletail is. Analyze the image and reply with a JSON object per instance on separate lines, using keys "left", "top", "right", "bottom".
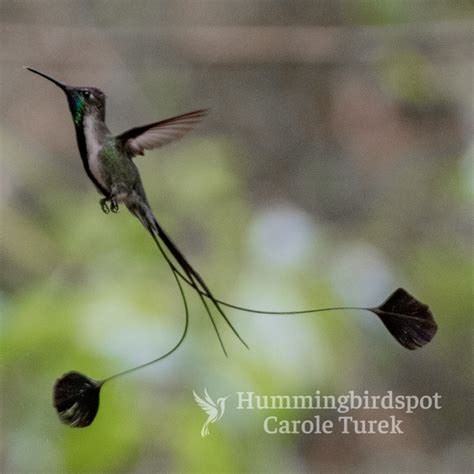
{"left": 25, "top": 67, "right": 438, "bottom": 428}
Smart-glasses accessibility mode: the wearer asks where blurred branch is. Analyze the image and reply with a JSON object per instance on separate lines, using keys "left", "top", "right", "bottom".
{"left": 2, "top": 20, "right": 473, "bottom": 65}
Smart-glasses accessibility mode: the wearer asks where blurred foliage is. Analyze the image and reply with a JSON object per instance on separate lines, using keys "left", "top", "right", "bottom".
{"left": 1, "top": 1, "right": 473, "bottom": 473}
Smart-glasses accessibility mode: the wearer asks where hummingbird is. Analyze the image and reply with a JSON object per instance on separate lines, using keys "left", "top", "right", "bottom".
{"left": 193, "top": 389, "right": 230, "bottom": 437}
{"left": 25, "top": 66, "right": 248, "bottom": 354}
{"left": 26, "top": 67, "right": 437, "bottom": 365}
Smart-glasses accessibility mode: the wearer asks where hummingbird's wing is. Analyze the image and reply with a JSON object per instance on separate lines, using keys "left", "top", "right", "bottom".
{"left": 204, "top": 388, "right": 216, "bottom": 407}
{"left": 193, "top": 390, "right": 217, "bottom": 418}
{"left": 117, "top": 109, "right": 209, "bottom": 157}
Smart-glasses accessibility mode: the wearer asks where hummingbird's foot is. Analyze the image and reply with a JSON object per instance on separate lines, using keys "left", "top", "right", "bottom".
{"left": 110, "top": 199, "right": 119, "bottom": 213}
{"left": 100, "top": 198, "right": 110, "bottom": 214}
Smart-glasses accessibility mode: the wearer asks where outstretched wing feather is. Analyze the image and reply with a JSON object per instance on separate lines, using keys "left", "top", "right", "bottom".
{"left": 204, "top": 388, "right": 216, "bottom": 407}
{"left": 118, "top": 109, "right": 209, "bottom": 157}
{"left": 193, "top": 390, "right": 217, "bottom": 417}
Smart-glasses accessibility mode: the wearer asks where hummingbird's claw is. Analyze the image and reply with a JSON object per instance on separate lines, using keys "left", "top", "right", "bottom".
{"left": 100, "top": 197, "right": 119, "bottom": 214}
{"left": 110, "top": 199, "right": 119, "bottom": 213}
{"left": 100, "top": 198, "right": 110, "bottom": 214}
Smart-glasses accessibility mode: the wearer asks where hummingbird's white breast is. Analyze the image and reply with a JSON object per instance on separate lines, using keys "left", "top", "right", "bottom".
{"left": 84, "top": 114, "right": 107, "bottom": 189}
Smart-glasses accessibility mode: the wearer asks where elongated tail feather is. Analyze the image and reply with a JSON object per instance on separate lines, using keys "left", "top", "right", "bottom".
{"left": 127, "top": 199, "right": 247, "bottom": 355}
{"left": 149, "top": 215, "right": 248, "bottom": 350}
{"left": 370, "top": 288, "right": 437, "bottom": 350}
{"left": 125, "top": 197, "right": 436, "bottom": 352}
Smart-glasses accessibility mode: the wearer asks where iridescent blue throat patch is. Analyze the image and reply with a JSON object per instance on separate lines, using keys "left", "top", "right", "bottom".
{"left": 73, "top": 96, "right": 86, "bottom": 125}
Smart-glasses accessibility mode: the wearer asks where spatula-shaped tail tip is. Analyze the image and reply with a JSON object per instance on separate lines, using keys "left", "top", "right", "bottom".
{"left": 371, "top": 288, "right": 438, "bottom": 350}
{"left": 53, "top": 371, "right": 103, "bottom": 428}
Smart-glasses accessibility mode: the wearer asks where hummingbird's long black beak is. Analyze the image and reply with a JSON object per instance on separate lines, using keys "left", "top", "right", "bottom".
{"left": 24, "top": 66, "right": 69, "bottom": 92}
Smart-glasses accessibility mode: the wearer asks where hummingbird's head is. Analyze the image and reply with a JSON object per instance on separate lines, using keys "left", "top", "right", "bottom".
{"left": 217, "top": 396, "right": 230, "bottom": 405}
{"left": 25, "top": 67, "right": 106, "bottom": 125}
{"left": 66, "top": 86, "right": 106, "bottom": 124}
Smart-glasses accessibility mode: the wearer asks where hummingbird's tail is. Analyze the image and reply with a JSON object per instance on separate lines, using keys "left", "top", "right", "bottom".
{"left": 126, "top": 196, "right": 437, "bottom": 352}
{"left": 201, "top": 420, "right": 211, "bottom": 437}
{"left": 127, "top": 198, "right": 248, "bottom": 356}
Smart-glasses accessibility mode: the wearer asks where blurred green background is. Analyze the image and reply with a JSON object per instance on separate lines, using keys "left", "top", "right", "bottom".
{"left": 1, "top": 1, "right": 473, "bottom": 473}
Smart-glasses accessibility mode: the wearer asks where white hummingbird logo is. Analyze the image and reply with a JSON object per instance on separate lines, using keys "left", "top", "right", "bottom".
{"left": 193, "top": 389, "right": 230, "bottom": 437}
